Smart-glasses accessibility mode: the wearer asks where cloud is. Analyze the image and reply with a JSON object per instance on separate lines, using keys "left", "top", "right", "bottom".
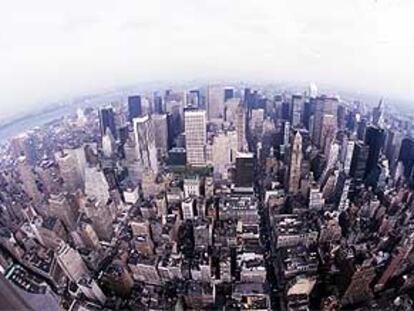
{"left": 0, "top": 0, "right": 414, "bottom": 119}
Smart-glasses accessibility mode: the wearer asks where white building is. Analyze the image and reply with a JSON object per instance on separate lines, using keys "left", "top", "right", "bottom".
{"left": 184, "top": 176, "right": 201, "bottom": 197}
{"left": 133, "top": 115, "right": 158, "bottom": 174}
{"left": 211, "top": 130, "right": 238, "bottom": 177}
{"left": 85, "top": 166, "right": 110, "bottom": 204}
{"left": 56, "top": 243, "right": 89, "bottom": 282}
{"left": 184, "top": 110, "right": 207, "bottom": 165}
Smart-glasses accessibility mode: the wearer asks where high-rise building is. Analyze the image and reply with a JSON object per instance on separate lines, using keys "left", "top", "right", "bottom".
{"left": 17, "top": 156, "right": 42, "bottom": 202}
{"left": 188, "top": 89, "right": 201, "bottom": 108}
{"left": 235, "top": 102, "right": 247, "bottom": 152}
{"left": 281, "top": 121, "right": 290, "bottom": 155}
{"left": 344, "top": 140, "right": 355, "bottom": 175}
{"left": 312, "top": 96, "right": 338, "bottom": 148}
{"left": 234, "top": 152, "right": 255, "bottom": 188}
{"left": 321, "top": 114, "right": 337, "bottom": 156}
{"left": 291, "top": 94, "right": 304, "bottom": 128}
{"left": 133, "top": 115, "right": 159, "bottom": 174}
{"left": 128, "top": 95, "right": 142, "bottom": 122}
{"left": 211, "top": 130, "right": 238, "bottom": 176}
{"left": 55, "top": 149, "right": 85, "bottom": 193}
{"left": 350, "top": 141, "right": 369, "bottom": 181}
{"left": 83, "top": 197, "right": 114, "bottom": 242}
{"left": 288, "top": 131, "right": 303, "bottom": 194}
{"left": 364, "top": 126, "right": 385, "bottom": 179}
{"left": 398, "top": 138, "right": 414, "bottom": 179}
{"left": 152, "top": 92, "right": 163, "bottom": 114}
{"left": 99, "top": 107, "right": 117, "bottom": 140}
{"left": 224, "top": 87, "right": 235, "bottom": 102}
{"left": 48, "top": 193, "right": 78, "bottom": 230}
{"left": 85, "top": 166, "right": 110, "bottom": 204}
{"left": 56, "top": 243, "right": 89, "bottom": 282}
{"left": 207, "top": 85, "right": 224, "bottom": 120}
{"left": 152, "top": 114, "right": 168, "bottom": 158}
{"left": 184, "top": 109, "right": 207, "bottom": 165}
{"left": 372, "top": 99, "right": 384, "bottom": 128}
{"left": 77, "top": 274, "right": 107, "bottom": 305}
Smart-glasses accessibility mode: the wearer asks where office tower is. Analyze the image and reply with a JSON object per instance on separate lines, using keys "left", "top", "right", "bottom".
{"left": 152, "top": 114, "right": 168, "bottom": 158}
{"left": 153, "top": 92, "right": 163, "bottom": 113}
{"left": 321, "top": 142, "right": 339, "bottom": 182}
{"left": 224, "top": 98, "right": 241, "bottom": 123}
{"left": 184, "top": 109, "right": 207, "bottom": 165}
{"left": 312, "top": 96, "right": 338, "bottom": 148}
{"left": 77, "top": 221, "right": 100, "bottom": 249}
{"left": 281, "top": 101, "right": 291, "bottom": 121}
{"left": 182, "top": 197, "right": 196, "bottom": 220}
{"left": 372, "top": 99, "right": 384, "bottom": 127}
{"left": 321, "top": 114, "right": 337, "bottom": 156}
{"left": 77, "top": 275, "right": 107, "bottom": 305}
{"left": 337, "top": 104, "right": 347, "bottom": 130}
{"left": 344, "top": 140, "right": 355, "bottom": 175}
{"left": 234, "top": 152, "right": 255, "bottom": 188}
{"left": 235, "top": 102, "right": 247, "bottom": 152}
{"left": 364, "top": 126, "right": 385, "bottom": 179}
{"left": 291, "top": 94, "right": 304, "bottom": 128}
{"left": 281, "top": 121, "right": 290, "bottom": 155}
{"left": 99, "top": 107, "right": 117, "bottom": 140}
{"left": 102, "top": 128, "right": 116, "bottom": 158}
{"left": 309, "top": 181, "right": 324, "bottom": 210}
{"left": 128, "top": 95, "right": 142, "bottom": 121}
{"left": 17, "top": 156, "right": 42, "bottom": 202}
{"left": 55, "top": 150, "right": 84, "bottom": 193}
{"left": 309, "top": 82, "right": 318, "bottom": 98}
{"left": 9, "top": 132, "right": 38, "bottom": 165}
{"left": 250, "top": 108, "right": 265, "bottom": 136}
{"left": 224, "top": 87, "right": 235, "bottom": 102}
{"left": 83, "top": 197, "right": 114, "bottom": 242}
{"left": 288, "top": 131, "right": 303, "bottom": 194}
{"left": 398, "top": 138, "right": 414, "bottom": 179}
{"left": 48, "top": 193, "right": 78, "bottom": 230}
{"left": 133, "top": 115, "right": 159, "bottom": 174}
{"left": 212, "top": 130, "right": 238, "bottom": 176}
{"left": 357, "top": 118, "right": 368, "bottom": 141}
{"left": 207, "top": 85, "right": 224, "bottom": 120}
{"left": 85, "top": 166, "right": 110, "bottom": 204}
{"left": 350, "top": 141, "right": 369, "bottom": 181}
{"left": 56, "top": 243, "right": 89, "bottom": 282}
{"left": 188, "top": 89, "right": 201, "bottom": 108}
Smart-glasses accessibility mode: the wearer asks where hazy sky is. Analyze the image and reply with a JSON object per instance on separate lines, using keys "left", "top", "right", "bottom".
{"left": 1, "top": 0, "right": 413, "bottom": 119}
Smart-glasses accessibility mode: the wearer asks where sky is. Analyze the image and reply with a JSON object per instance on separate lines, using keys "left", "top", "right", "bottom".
{"left": 1, "top": 0, "right": 414, "bottom": 120}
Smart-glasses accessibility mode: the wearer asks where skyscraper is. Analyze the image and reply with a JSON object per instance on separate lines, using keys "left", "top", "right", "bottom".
{"left": 398, "top": 138, "right": 414, "bottom": 179}
{"left": 207, "top": 85, "right": 224, "bottom": 120}
{"left": 364, "top": 126, "right": 385, "bottom": 180}
{"left": 224, "top": 87, "right": 235, "bottom": 102}
{"left": 133, "top": 115, "right": 159, "bottom": 173}
{"left": 128, "top": 95, "right": 142, "bottom": 122}
{"left": 235, "top": 102, "right": 247, "bottom": 152}
{"left": 56, "top": 243, "right": 89, "bottom": 282}
{"left": 185, "top": 109, "right": 207, "bottom": 165}
{"left": 312, "top": 96, "right": 338, "bottom": 148}
{"left": 235, "top": 152, "right": 255, "bottom": 188}
{"left": 55, "top": 148, "right": 83, "bottom": 193}
{"left": 350, "top": 141, "right": 369, "bottom": 181}
{"left": 288, "top": 131, "right": 303, "bottom": 194}
{"left": 99, "top": 107, "right": 117, "bottom": 140}
{"left": 152, "top": 114, "right": 169, "bottom": 158}
{"left": 291, "top": 94, "right": 303, "bottom": 128}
